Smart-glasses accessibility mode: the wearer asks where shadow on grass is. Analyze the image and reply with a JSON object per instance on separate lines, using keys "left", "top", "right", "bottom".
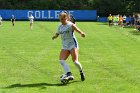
{"left": 129, "top": 30, "right": 140, "bottom": 35}
{"left": 2, "top": 81, "right": 80, "bottom": 89}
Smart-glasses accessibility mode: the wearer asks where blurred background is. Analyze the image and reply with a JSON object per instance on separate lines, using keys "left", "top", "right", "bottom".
{"left": 0, "top": 0, "right": 140, "bottom": 16}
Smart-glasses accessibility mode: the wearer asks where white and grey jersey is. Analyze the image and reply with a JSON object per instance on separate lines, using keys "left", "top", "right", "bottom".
{"left": 123, "top": 16, "right": 126, "bottom": 20}
{"left": 28, "top": 16, "right": 34, "bottom": 23}
{"left": 57, "top": 22, "right": 78, "bottom": 50}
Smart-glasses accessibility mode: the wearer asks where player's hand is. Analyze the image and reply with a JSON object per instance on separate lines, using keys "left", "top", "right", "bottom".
{"left": 52, "top": 35, "right": 57, "bottom": 40}
{"left": 52, "top": 33, "right": 59, "bottom": 40}
{"left": 81, "top": 32, "right": 86, "bottom": 37}
{"left": 52, "top": 36, "right": 55, "bottom": 40}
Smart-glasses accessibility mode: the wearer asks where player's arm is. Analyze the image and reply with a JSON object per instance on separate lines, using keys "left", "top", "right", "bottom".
{"left": 72, "top": 24, "right": 85, "bottom": 37}
{"left": 52, "top": 33, "right": 59, "bottom": 40}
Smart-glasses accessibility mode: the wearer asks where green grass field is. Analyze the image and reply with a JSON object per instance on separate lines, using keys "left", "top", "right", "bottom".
{"left": 0, "top": 21, "right": 140, "bottom": 93}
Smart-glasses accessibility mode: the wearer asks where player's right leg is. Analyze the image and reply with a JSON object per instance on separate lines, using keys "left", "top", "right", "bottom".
{"left": 30, "top": 23, "right": 32, "bottom": 29}
{"left": 12, "top": 21, "right": 14, "bottom": 26}
{"left": 59, "top": 49, "right": 74, "bottom": 80}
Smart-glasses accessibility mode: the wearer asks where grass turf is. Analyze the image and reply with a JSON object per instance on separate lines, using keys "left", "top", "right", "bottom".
{"left": 0, "top": 21, "right": 140, "bottom": 93}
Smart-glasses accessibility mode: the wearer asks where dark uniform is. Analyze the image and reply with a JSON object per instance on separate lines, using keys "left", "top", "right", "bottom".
{"left": 70, "top": 15, "right": 76, "bottom": 24}
{"left": 11, "top": 15, "right": 16, "bottom": 26}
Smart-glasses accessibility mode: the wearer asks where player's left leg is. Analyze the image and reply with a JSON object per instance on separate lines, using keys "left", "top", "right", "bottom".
{"left": 70, "top": 48, "right": 85, "bottom": 81}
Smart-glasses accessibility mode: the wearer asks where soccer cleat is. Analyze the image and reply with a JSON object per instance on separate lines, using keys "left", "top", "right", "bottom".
{"left": 67, "top": 75, "right": 74, "bottom": 81}
{"left": 66, "top": 72, "right": 74, "bottom": 81}
{"left": 80, "top": 71, "right": 85, "bottom": 81}
{"left": 61, "top": 78, "right": 69, "bottom": 84}
{"left": 61, "top": 75, "right": 74, "bottom": 85}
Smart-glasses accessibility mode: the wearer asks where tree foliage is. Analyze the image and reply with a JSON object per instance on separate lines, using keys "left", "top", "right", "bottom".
{"left": 0, "top": 0, "right": 139, "bottom": 16}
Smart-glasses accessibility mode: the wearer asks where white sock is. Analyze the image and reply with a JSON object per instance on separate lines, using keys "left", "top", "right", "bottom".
{"left": 59, "top": 60, "right": 70, "bottom": 73}
{"left": 74, "top": 61, "right": 82, "bottom": 71}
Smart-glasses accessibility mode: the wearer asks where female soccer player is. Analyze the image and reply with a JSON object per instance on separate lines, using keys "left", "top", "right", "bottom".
{"left": 52, "top": 12, "right": 85, "bottom": 81}
{"left": 11, "top": 15, "right": 16, "bottom": 26}
{"left": 28, "top": 14, "right": 34, "bottom": 29}
{"left": 0, "top": 15, "right": 2, "bottom": 26}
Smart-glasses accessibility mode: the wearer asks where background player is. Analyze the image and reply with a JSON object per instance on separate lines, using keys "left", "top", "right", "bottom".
{"left": 11, "top": 15, "right": 16, "bottom": 26}
{"left": 123, "top": 15, "right": 127, "bottom": 27}
{"left": 108, "top": 14, "right": 113, "bottom": 26}
{"left": 119, "top": 15, "right": 123, "bottom": 27}
{"left": 28, "top": 14, "right": 34, "bottom": 29}
{"left": 70, "top": 14, "right": 76, "bottom": 24}
{"left": 0, "top": 15, "right": 2, "bottom": 26}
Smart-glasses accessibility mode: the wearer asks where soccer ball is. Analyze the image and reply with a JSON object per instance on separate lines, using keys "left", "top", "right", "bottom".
{"left": 60, "top": 74, "right": 69, "bottom": 84}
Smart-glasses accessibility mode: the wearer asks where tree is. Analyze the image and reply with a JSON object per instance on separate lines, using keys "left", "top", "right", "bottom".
{"left": 0, "top": 0, "right": 139, "bottom": 16}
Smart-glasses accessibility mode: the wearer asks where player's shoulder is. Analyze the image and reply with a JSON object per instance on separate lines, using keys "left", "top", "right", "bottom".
{"left": 58, "top": 23, "right": 62, "bottom": 26}
{"left": 58, "top": 23, "right": 62, "bottom": 28}
{"left": 67, "top": 21, "right": 74, "bottom": 26}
